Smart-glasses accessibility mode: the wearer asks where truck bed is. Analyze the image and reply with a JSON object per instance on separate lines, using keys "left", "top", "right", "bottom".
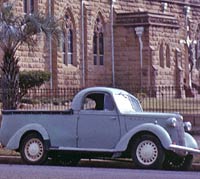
{"left": 2, "top": 109, "right": 73, "bottom": 115}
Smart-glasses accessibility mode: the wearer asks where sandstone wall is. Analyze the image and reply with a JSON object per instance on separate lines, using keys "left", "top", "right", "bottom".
{"left": 114, "top": 0, "right": 200, "bottom": 89}
{"left": 1, "top": 0, "right": 200, "bottom": 89}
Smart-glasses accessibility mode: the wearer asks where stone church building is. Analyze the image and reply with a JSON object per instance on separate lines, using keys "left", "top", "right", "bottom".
{"left": 1, "top": 0, "right": 200, "bottom": 96}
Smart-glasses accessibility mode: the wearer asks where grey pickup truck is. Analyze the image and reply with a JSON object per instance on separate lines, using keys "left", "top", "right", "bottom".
{"left": 0, "top": 87, "right": 200, "bottom": 170}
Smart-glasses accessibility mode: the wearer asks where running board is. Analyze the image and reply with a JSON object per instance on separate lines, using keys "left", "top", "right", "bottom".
{"left": 49, "top": 147, "right": 122, "bottom": 153}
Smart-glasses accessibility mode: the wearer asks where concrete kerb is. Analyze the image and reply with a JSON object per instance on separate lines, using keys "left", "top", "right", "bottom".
{"left": 0, "top": 155, "right": 22, "bottom": 165}
{"left": 192, "top": 163, "right": 200, "bottom": 171}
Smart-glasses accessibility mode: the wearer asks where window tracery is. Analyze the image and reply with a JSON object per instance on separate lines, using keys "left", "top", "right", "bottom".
{"left": 61, "top": 12, "right": 74, "bottom": 65}
{"left": 93, "top": 15, "right": 104, "bottom": 65}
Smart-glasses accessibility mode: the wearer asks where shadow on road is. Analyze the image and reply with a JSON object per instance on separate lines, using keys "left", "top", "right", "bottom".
{"left": 76, "top": 159, "right": 134, "bottom": 169}
{"left": 46, "top": 157, "right": 135, "bottom": 169}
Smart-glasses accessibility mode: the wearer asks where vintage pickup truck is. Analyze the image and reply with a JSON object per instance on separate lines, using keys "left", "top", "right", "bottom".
{"left": 0, "top": 87, "right": 200, "bottom": 170}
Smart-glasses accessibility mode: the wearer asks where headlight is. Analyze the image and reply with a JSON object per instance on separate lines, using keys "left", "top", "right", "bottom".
{"left": 184, "top": 122, "right": 192, "bottom": 132}
{"left": 167, "top": 117, "right": 177, "bottom": 127}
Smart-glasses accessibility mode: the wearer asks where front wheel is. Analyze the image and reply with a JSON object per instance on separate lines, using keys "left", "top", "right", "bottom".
{"left": 131, "top": 134, "right": 165, "bottom": 169}
{"left": 163, "top": 151, "right": 193, "bottom": 170}
{"left": 20, "top": 133, "right": 48, "bottom": 165}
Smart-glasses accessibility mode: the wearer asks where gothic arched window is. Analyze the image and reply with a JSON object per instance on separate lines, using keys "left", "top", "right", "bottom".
{"left": 24, "top": 0, "right": 37, "bottom": 14}
{"left": 195, "top": 24, "right": 200, "bottom": 69}
{"left": 196, "top": 41, "right": 200, "bottom": 69}
{"left": 93, "top": 15, "right": 104, "bottom": 65}
{"left": 61, "top": 12, "right": 75, "bottom": 65}
{"left": 166, "top": 44, "right": 170, "bottom": 68}
{"left": 159, "top": 42, "right": 165, "bottom": 68}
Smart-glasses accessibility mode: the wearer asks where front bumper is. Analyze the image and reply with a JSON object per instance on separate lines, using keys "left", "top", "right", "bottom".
{"left": 169, "top": 144, "right": 200, "bottom": 155}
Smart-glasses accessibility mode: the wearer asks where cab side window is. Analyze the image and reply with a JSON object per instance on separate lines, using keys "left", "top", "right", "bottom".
{"left": 82, "top": 93, "right": 114, "bottom": 111}
{"left": 83, "top": 97, "right": 96, "bottom": 110}
{"left": 104, "top": 94, "right": 114, "bottom": 111}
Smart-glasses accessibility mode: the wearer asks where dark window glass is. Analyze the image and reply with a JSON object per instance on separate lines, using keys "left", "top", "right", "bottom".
{"left": 159, "top": 43, "right": 164, "bottom": 68}
{"left": 67, "top": 29, "right": 73, "bottom": 64}
{"left": 99, "top": 32, "right": 104, "bottom": 65}
{"left": 30, "top": 0, "right": 34, "bottom": 13}
{"left": 93, "top": 32, "right": 97, "bottom": 55}
{"left": 84, "top": 93, "right": 104, "bottom": 110}
{"left": 94, "top": 55, "right": 97, "bottom": 65}
{"left": 62, "top": 33, "right": 66, "bottom": 64}
{"left": 24, "top": 0, "right": 28, "bottom": 13}
{"left": 93, "top": 32, "right": 98, "bottom": 65}
{"left": 99, "top": 32, "right": 104, "bottom": 55}
{"left": 100, "top": 55, "right": 104, "bottom": 65}
{"left": 68, "top": 30, "right": 73, "bottom": 52}
{"left": 166, "top": 44, "right": 170, "bottom": 68}
{"left": 24, "top": 0, "right": 36, "bottom": 14}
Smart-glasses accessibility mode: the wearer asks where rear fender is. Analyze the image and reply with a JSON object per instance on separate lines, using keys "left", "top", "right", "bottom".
{"left": 115, "top": 123, "right": 172, "bottom": 151}
{"left": 6, "top": 123, "right": 49, "bottom": 150}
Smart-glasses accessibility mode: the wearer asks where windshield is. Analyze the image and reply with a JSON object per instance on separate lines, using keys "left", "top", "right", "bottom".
{"left": 113, "top": 93, "right": 143, "bottom": 114}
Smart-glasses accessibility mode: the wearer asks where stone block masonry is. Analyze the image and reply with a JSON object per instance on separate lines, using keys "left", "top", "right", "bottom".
{"left": 0, "top": 0, "right": 199, "bottom": 91}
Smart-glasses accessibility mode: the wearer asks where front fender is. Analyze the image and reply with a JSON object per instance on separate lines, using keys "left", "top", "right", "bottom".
{"left": 115, "top": 123, "right": 172, "bottom": 151}
{"left": 185, "top": 132, "right": 199, "bottom": 149}
{"left": 6, "top": 123, "right": 49, "bottom": 150}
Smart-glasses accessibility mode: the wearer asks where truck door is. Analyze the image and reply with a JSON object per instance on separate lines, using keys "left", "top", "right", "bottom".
{"left": 78, "top": 92, "right": 121, "bottom": 149}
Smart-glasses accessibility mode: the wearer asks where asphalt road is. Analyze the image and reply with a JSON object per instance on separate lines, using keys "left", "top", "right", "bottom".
{"left": 0, "top": 163, "right": 200, "bottom": 179}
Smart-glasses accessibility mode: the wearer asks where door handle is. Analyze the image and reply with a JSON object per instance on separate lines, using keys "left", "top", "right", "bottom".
{"left": 111, "top": 117, "right": 117, "bottom": 120}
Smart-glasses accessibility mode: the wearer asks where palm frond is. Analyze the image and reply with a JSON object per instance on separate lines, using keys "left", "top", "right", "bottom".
{"left": 0, "top": 3, "right": 62, "bottom": 109}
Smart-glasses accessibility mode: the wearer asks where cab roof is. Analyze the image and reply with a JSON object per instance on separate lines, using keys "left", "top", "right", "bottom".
{"left": 71, "top": 87, "right": 130, "bottom": 111}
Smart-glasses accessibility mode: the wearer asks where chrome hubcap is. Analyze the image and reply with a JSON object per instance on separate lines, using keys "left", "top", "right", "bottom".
{"left": 136, "top": 140, "right": 158, "bottom": 166}
{"left": 24, "top": 138, "right": 44, "bottom": 162}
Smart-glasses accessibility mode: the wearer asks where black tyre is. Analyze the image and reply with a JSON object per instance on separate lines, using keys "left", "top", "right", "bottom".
{"left": 20, "top": 133, "right": 48, "bottom": 165}
{"left": 163, "top": 151, "right": 193, "bottom": 171}
{"left": 132, "top": 134, "right": 165, "bottom": 169}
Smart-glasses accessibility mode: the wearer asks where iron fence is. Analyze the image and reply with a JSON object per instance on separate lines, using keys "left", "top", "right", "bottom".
{"left": 125, "top": 86, "right": 200, "bottom": 115}
{"left": 1, "top": 86, "right": 200, "bottom": 115}
{"left": 17, "top": 88, "right": 81, "bottom": 111}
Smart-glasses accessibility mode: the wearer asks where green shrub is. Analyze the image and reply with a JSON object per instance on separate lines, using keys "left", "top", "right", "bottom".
{"left": 19, "top": 70, "right": 50, "bottom": 102}
{"left": 19, "top": 70, "right": 50, "bottom": 90}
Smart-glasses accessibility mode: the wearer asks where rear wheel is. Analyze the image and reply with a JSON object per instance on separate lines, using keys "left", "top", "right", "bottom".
{"left": 163, "top": 151, "right": 193, "bottom": 170}
{"left": 20, "top": 133, "right": 48, "bottom": 165}
{"left": 132, "top": 134, "right": 165, "bottom": 169}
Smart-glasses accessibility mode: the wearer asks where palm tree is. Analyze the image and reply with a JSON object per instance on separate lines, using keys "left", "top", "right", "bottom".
{"left": 0, "top": 3, "right": 60, "bottom": 109}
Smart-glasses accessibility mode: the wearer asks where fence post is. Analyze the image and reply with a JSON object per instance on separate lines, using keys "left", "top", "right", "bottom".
{"left": 161, "top": 92, "right": 164, "bottom": 112}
